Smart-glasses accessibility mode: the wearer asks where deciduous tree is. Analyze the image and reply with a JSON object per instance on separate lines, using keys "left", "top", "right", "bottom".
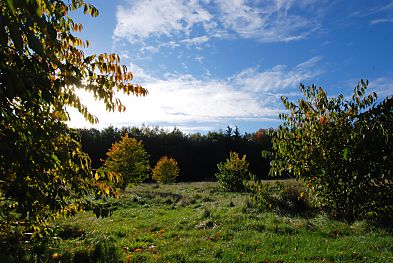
{"left": 152, "top": 156, "right": 180, "bottom": 183}
{"left": 101, "top": 134, "right": 150, "bottom": 189}
{"left": 264, "top": 80, "right": 392, "bottom": 222}
{"left": 0, "top": 0, "right": 147, "bottom": 241}
{"left": 215, "top": 152, "right": 253, "bottom": 192}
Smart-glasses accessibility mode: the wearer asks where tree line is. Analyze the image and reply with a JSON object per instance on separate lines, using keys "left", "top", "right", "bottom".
{"left": 77, "top": 126, "right": 273, "bottom": 182}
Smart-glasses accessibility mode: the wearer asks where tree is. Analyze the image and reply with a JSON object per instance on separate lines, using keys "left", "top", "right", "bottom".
{"left": 78, "top": 125, "right": 272, "bottom": 182}
{"left": 152, "top": 156, "right": 180, "bottom": 183}
{"left": 0, "top": 0, "right": 147, "bottom": 242}
{"left": 215, "top": 152, "right": 253, "bottom": 192}
{"left": 264, "top": 80, "right": 392, "bottom": 222}
{"left": 101, "top": 134, "right": 150, "bottom": 189}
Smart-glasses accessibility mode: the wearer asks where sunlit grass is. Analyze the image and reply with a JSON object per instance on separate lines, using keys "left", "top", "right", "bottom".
{"left": 47, "top": 181, "right": 393, "bottom": 262}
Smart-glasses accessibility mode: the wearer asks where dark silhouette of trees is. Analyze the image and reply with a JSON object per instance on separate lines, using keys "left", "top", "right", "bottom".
{"left": 78, "top": 126, "right": 272, "bottom": 182}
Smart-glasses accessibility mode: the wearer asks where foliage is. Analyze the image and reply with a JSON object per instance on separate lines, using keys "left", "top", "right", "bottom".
{"left": 152, "top": 156, "right": 180, "bottom": 183}
{"left": 264, "top": 80, "right": 393, "bottom": 222}
{"left": 215, "top": 152, "right": 253, "bottom": 192}
{"left": 78, "top": 125, "right": 272, "bottom": 181}
{"left": 246, "top": 180, "right": 313, "bottom": 215}
{"left": 0, "top": 0, "right": 147, "bottom": 244}
{"left": 101, "top": 134, "right": 150, "bottom": 189}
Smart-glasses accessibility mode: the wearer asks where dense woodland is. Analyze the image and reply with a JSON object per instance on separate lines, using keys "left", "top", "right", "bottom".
{"left": 78, "top": 126, "right": 273, "bottom": 182}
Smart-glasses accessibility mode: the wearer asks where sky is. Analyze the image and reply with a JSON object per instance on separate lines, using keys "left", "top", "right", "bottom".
{"left": 68, "top": 0, "right": 393, "bottom": 134}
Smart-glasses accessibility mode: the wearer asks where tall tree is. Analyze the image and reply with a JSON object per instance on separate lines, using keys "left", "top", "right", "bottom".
{"left": 0, "top": 0, "right": 147, "bottom": 241}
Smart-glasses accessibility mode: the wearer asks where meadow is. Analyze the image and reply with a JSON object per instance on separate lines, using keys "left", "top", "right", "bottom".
{"left": 41, "top": 181, "right": 393, "bottom": 263}
{"left": 2, "top": 1, "right": 392, "bottom": 263}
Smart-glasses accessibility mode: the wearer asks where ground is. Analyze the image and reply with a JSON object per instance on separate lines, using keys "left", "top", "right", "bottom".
{"left": 47, "top": 181, "right": 393, "bottom": 262}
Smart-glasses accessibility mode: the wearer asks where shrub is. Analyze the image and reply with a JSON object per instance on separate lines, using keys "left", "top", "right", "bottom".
{"left": 245, "top": 180, "right": 314, "bottom": 216}
{"left": 264, "top": 80, "right": 393, "bottom": 222}
{"left": 215, "top": 152, "right": 253, "bottom": 192}
{"left": 152, "top": 156, "right": 180, "bottom": 183}
{"left": 102, "top": 134, "right": 150, "bottom": 189}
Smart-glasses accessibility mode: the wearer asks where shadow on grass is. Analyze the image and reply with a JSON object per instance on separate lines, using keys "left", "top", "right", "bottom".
{"left": 0, "top": 226, "right": 122, "bottom": 263}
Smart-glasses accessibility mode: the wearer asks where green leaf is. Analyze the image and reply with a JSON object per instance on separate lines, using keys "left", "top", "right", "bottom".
{"left": 36, "top": 6, "right": 42, "bottom": 16}
{"left": 342, "top": 148, "right": 350, "bottom": 160}
{"left": 6, "top": 0, "right": 16, "bottom": 14}
{"left": 50, "top": 153, "right": 61, "bottom": 166}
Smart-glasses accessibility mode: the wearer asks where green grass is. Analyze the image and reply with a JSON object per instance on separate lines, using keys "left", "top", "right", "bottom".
{"left": 44, "top": 181, "right": 392, "bottom": 262}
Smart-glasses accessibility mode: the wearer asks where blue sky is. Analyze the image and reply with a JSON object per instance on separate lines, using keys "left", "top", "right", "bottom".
{"left": 68, "top": 0, "right": 393, "bottom": 134}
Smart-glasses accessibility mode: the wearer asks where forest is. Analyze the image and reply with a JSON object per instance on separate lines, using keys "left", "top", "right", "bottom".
{"left": 77, "top": 126, "right": 272, "bottom": 182}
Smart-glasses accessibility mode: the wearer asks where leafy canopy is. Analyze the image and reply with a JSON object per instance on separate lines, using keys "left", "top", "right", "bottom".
{"left": 0, "top": 0, "right": 147, "bottom": 241}
{"left": 264, "top": 80, "right": 392, "bottom": 222}
{"left": 101, "top": 134, "right": 151, "bottom": 189}
{"left": 1, "top": 0, "right": 147, "bottom": 121}
{"left": 152, "top": 156, "right": 180, "bottom": 184}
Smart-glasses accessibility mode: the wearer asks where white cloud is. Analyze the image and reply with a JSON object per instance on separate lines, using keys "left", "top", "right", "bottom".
{"left": 216, "top": 0, "right": 264, "bottom": 37}
{"left": 114, "top": 0, "right": 213, "bottom": 43}
{"left": 68, "top": 57, "right": 323, "bottom": 130}
{"left": 114, "top": 0, "right": 323, "bottom": 48}
{"left": 180, "top": 35, "right": 210, "bottom": 46}
{"left": 231, "top": 56, "right": 323, "bottom": 93}
{"left": 140, "top": 45, "right": 160, "bottom": 54}
{"left": 195, "top": 55, "right": 205, "bottom": 63}
{"left": 351, "top": 1, "right": 393, "bottom": 25}
{"left": 369, "top": 77, "right": 393, "bottom": 98}
{"left": 127, "top": 63, "right": 154, "bottom": 82}
{"left": 370, "top": 18, "right": 393, "bottom": 25}
{"left": 215, "top": 0, "right": 318, "bottom": 42}
{"left": 139, "top": 36, "right": 209, "bottom": 54}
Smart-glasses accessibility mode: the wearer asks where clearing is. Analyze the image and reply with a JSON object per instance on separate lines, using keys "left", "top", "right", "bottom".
{"left": 47, "top": 181, "right": 393, "bottom": 262}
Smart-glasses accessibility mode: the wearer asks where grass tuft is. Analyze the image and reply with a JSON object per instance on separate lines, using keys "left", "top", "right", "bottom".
{"left": 13, "top": 181, "right": 393, "bottom": 262}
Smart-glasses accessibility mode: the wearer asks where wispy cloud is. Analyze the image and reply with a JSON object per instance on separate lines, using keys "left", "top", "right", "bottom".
{"left": 114, "top": 0, "right": 212, "bottom": 43}
{"left": 368, "top": 1, "right": 393, "bottom": 26}
{"left": 139, "top": 35, "right": 209, "bottom": 54}
{"left": 68, "top": 57, "right": 323, "bottom": 131}
{"left": 215, "top": 0, "right": 320, "bottom": 42}
{"left": 350, "top": 1, "right": 393, "bottom": 26}
{"left": 113, "top": 0, "right": 325, "bottom": 49}
{"left": 370, "top": 18, "right": 393, "bottom": 25}
{"left": 180, "top": 35, "right": 210, "bottom": 46}
{"left": 352, "top": 1, "right": 393, "bottom": 17}
{"left": 369, "top": 77, "right": 393, "bottom": 98}
{"left": 194, "top": 55, "right": 205, "bottom": 63}
{"left": 231, "top": 56, "right": 323, "bottom": 93}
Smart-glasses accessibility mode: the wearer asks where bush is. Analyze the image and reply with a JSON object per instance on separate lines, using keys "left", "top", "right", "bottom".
{"left": 215, "top": 152, "right": 253, "bottom": 192}
{"left": 101, "top": 134, "right": 150, "bottom": 189}
{"left": 152, "top": 156, "right": 180, "bottom": 183}
{"left": 265, "top": 80, "right": 393, "bottom": 222}
{"left": 246, "top": 180, "right": 314, "bottom": 216}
